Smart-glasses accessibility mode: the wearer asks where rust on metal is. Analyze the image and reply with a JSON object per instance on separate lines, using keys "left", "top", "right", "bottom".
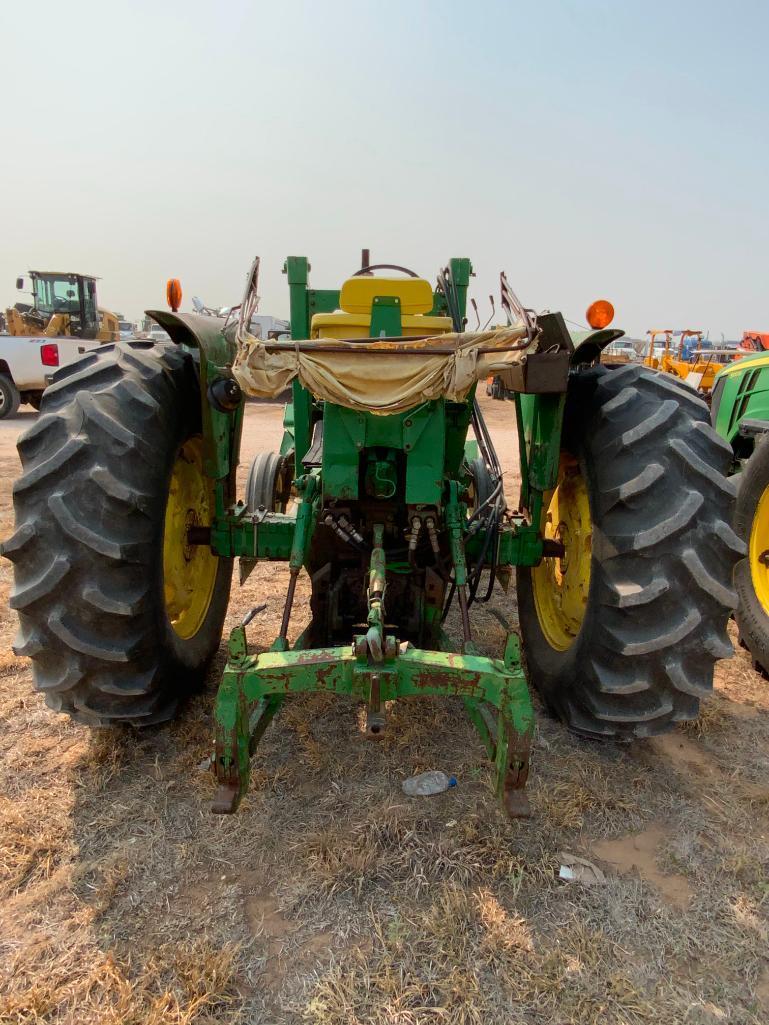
{"left": 315, "top": 663, "right": 336, "bottom": 688}
{"left": 411, "top": 668, "right": 484, "bottom": 695}
{"left": 293, "top": 649, "right": 342, "bottom": 664}
{"left": 501, "top": 723, "right": 532, "bottom": 820}
{"left": 503, "top": 786, "right": 531, "bottom": 818}
{"left": 211, "top": 781, "right": 240, "bottom": 815}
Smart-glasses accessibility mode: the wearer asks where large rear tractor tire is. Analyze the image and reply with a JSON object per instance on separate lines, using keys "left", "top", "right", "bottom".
{"left": 2, "top": 341, "right": 233, "bottom": 725}
{"left": 733, "top": 434, "right": 769, "bottom": 676}
{"left": 517, "top": 363, "right": 741, "bottom": 738}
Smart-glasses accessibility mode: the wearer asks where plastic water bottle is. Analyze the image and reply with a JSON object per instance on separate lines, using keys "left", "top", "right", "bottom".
{"left": 402, "top": 770, "right": 457, "bottom": 797}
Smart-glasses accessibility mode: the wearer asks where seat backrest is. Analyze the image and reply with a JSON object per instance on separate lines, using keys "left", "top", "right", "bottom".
{"left": 339, "top": 276, "right": 434, "bottom": 315}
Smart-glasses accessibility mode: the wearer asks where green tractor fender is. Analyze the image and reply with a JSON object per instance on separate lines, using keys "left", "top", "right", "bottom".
{"left": 147, "top": 310, "right": 243, "bottom": 488}
{"left": 710, "top": 351, "right": 769, "bottom": 677}
{"left": 148, "top": 309, "right": 235, "bottom": 366}
{"left": 711, "top": 351, "right": 769, "bottom": 457}
{"left": 568, "top": 327, "right": 626, "bottom": 365}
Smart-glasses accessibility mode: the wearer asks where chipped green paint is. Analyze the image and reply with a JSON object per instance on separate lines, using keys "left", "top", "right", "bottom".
{"left": 213, "top": 632, "right": 534, "bottom": 814}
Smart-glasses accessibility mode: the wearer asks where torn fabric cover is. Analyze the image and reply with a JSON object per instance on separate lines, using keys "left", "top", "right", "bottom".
{"left": 231, "top": 326, "right": 531, "bottom": 415}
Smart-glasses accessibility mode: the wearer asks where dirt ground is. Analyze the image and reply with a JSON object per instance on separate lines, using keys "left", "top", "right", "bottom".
{"left": 1, "top": 394, "right": 769, "bottom": 1025}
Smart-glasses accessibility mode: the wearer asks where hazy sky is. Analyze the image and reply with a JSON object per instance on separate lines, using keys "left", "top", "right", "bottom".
{"left": 2, "top": 0, "right": 767, "bottom": 339}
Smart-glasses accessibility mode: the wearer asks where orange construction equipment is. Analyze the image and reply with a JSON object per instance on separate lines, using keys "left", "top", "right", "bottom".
{"left": 644, "top": 329, "right": 734, "bottom": 396}
{"left": 738, "top": 331, "right": 769, "bottom": 356}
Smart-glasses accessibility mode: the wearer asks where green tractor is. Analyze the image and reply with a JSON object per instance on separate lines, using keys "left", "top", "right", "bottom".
{"left": 3, "top": 254, "right": 740, "bottom": 817}
{"left": 711, "top": 351, "right": 769, "bottom": 675}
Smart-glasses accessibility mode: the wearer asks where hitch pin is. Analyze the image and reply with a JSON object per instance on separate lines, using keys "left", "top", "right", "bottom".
{"left": 366, "top": 673, "right": 385, "bottom": 738}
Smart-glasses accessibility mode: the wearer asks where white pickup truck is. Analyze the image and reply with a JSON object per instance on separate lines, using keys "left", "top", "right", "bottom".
{"left": 0, "top": 334, "right": 102, "bottom": 418}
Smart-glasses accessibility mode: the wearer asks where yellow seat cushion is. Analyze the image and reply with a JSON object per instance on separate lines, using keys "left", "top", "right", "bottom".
{"left": 311, "top": 312, "right": 453, "bottom": 339}
{"left": 339, "top": 276, "right": 434, "bottom": 314}
{"left": 311, "top": 275, "right": 451, "bottom": 339}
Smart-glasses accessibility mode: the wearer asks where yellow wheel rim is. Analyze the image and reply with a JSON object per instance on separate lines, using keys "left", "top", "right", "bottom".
{"left": 163, "top": 436, "right": 218, "bottom": 640}
{"left": 749, "top": 484, "right": 769, "bottom": 614}
{"left": 531, "top": 456, "right": 592, "bottom": 651}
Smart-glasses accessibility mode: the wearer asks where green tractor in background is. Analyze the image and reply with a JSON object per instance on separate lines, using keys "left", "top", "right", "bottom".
{"left": 711, "top": 352, "right": 769, "bottom": 675}
{"left": 2, "top": 254, "right": 741, "bottom": 818}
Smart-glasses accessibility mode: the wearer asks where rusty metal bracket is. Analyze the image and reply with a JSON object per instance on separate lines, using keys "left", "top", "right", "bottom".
{"left": 211, "top": 628, "right": 534, "bottom": 818}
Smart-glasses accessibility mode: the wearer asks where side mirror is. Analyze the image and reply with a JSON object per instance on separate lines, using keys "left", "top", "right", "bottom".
{"left": 16, "top": 277, "right": 23, "bottom": 290}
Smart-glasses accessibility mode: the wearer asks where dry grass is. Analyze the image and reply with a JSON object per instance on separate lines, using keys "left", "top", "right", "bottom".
{"left": 299, "top": 884, "right": 666, "bottom": 1025}
{"left": 0, "top": 399, "right": 768, "bottom": 1023}
{"left": 2, "top": 936, "right": 242, "bottom": 1025}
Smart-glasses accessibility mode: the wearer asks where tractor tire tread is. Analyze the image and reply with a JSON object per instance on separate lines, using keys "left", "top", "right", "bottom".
{"left": 517, "top": 363, "right": 740, "bottom": 739}
{"left": 6, "top": 340, "right": 232, "bottom": 725}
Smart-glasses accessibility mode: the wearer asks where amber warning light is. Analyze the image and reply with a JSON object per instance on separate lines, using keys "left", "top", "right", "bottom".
{"left": 586, "top": 299, "right": 614, "bottom": 330}
{"left": 166, "top": 278, "right": 183, "bottom": 313}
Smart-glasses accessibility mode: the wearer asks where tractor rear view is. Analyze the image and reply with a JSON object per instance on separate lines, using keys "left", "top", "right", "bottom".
{"left": 3, "top": 254, "right": 740, "bottom": 817}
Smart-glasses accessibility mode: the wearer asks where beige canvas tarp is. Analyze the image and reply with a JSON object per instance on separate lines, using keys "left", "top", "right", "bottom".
{"left": 232, "top": 325, "right": 531, "bottom": 415}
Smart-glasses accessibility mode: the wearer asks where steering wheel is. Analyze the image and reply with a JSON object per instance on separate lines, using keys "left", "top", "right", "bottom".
{"left": 352, "top": 263, "right": 419, "bottom": 278}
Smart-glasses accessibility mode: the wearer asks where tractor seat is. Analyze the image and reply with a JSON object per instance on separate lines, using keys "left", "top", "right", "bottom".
{"left": 311, "top": 276, "right": 452, "bottom": 339}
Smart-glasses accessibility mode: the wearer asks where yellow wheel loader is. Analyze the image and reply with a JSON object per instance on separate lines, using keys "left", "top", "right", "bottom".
{"left": 7, "top": 271, "right": 120, "bottom": 342}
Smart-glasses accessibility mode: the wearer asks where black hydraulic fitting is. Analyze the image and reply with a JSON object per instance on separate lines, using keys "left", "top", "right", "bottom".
{"left": 338, "top": 514, "right": 365, "bottom": 547}
{"left": 408, "top": 516, "right": 422, "bottom": 558}
{"left": 425, "top": 516, "right": 441, "bottom": 557}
